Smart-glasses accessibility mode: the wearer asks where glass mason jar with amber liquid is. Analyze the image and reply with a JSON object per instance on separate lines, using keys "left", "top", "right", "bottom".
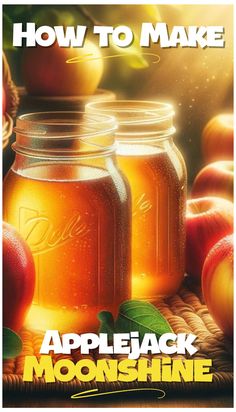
{"left": 86, "top": 101, "right": 187, "bottom": 299}
{"left": 3, "top": 112, "right": 131, "bottom": 332}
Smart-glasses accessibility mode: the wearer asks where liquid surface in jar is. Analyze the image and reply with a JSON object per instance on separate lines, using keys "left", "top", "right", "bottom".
{"left": 3, "top": 163, "right": 131, "bottom": 332}
{"left": 117, "top": 143, "right": 186, "bottom": 299}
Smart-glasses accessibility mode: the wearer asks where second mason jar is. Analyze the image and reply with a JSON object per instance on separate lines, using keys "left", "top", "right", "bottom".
{"left": 3, "top": 112, "right": 131, "bottom": 332}
{"left": 86, "top": 100, "right": 187, "bottom": 299}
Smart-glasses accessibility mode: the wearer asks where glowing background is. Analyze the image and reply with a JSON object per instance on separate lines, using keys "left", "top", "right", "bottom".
{"left": 3, "top": 4, "right": 233, "bottom": 184}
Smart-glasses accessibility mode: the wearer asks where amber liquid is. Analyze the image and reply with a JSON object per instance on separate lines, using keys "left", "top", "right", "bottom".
{"left": 3, "top": 164, "right": 131, "bottom": 332}
{"left": 117, "top": 144, "right": 186, "bottom": 299}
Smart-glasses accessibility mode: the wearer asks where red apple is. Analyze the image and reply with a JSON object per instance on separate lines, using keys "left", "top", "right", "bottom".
{"left": 22, "top": 39, "right": 104, "bottom": 96}
{"left": 192, "top": 161, "right": 233, "bottom": 202}
{"left": 186, "top": 197, "right": 233, "bottom": 280}
{"left": 202, "top": 234, "right": 233, "bottom": 338}
{"left": 202, "top": 114, "right": 233, "bottom": 162}
{"left": 3, "top": 222, "right": 35, "bottom": 332}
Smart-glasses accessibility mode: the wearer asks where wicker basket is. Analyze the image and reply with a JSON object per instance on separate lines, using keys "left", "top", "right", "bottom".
{"left": 3, "top": 282, "right": 233, "bottom": 397}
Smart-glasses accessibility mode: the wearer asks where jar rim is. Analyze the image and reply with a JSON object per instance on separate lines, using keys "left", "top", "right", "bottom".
{"left": 85, "top": 100, "right": 175, "bottom": 139}
{"left": 13, "top": 111, "right": 118, "bottom": 158}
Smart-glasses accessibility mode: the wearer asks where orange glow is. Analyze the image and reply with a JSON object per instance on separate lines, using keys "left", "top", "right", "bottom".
{"left": 218, "top": 114, "right": 233, "bottom": 129}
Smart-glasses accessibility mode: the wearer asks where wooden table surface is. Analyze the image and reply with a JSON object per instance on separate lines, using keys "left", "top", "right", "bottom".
{"left": 3, "top": 392, "right": 233, "bottom": 408}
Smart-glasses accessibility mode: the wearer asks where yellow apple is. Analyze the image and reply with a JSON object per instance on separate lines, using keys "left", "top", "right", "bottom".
{"left": 22, "top": 39, "right": 104, "bottom": 96}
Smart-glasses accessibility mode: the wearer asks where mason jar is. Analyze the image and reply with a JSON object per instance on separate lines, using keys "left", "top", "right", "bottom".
{"left": 3, "top": 112, "right": 131, "bottom": 332}
{"left": 86, "top": 100, "right": 187, "bottom": 299}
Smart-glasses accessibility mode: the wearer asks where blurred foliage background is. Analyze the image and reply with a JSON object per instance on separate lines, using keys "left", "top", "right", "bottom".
{"left": 3, "top": 4, "right": 233, "bottom": 184}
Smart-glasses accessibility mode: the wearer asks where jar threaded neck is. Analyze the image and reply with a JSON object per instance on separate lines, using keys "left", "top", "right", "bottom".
{"left": 13, "top": 111, "right": 117, "bottom": 158}
{"left": 86, "top": 100, "right": 175, "bottom": 141}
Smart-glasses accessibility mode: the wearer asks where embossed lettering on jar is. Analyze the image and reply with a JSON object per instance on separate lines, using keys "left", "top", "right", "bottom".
{"left": 86, "top": 101, "right": 187, "bottom": 299}
{"left": 3, "top": 112, "right": 131, "bottom": 332}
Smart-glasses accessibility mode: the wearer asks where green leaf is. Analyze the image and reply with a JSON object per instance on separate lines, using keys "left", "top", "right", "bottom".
{"left": 115, "top": 300, "right": 173, "bottom": 340}
{"left": 98, "top": 311, "right": 115, "bottom": 339}
{"left": 32, "top": 7, "right": 78, "bottom": 27}
{"left": 110, "top": 31, "right": 149, "bottom": 70}
{"left": 98, "top": 300, "right": 172, "bottom": 340}
{"left": 8, "top": 5, "right": 33, "bottom": 18}
{"left": 3, "top": 13, "right": 15, "bottom": 51}
{"left": 3, "top": 327, "right": 23, "bottom": 359}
